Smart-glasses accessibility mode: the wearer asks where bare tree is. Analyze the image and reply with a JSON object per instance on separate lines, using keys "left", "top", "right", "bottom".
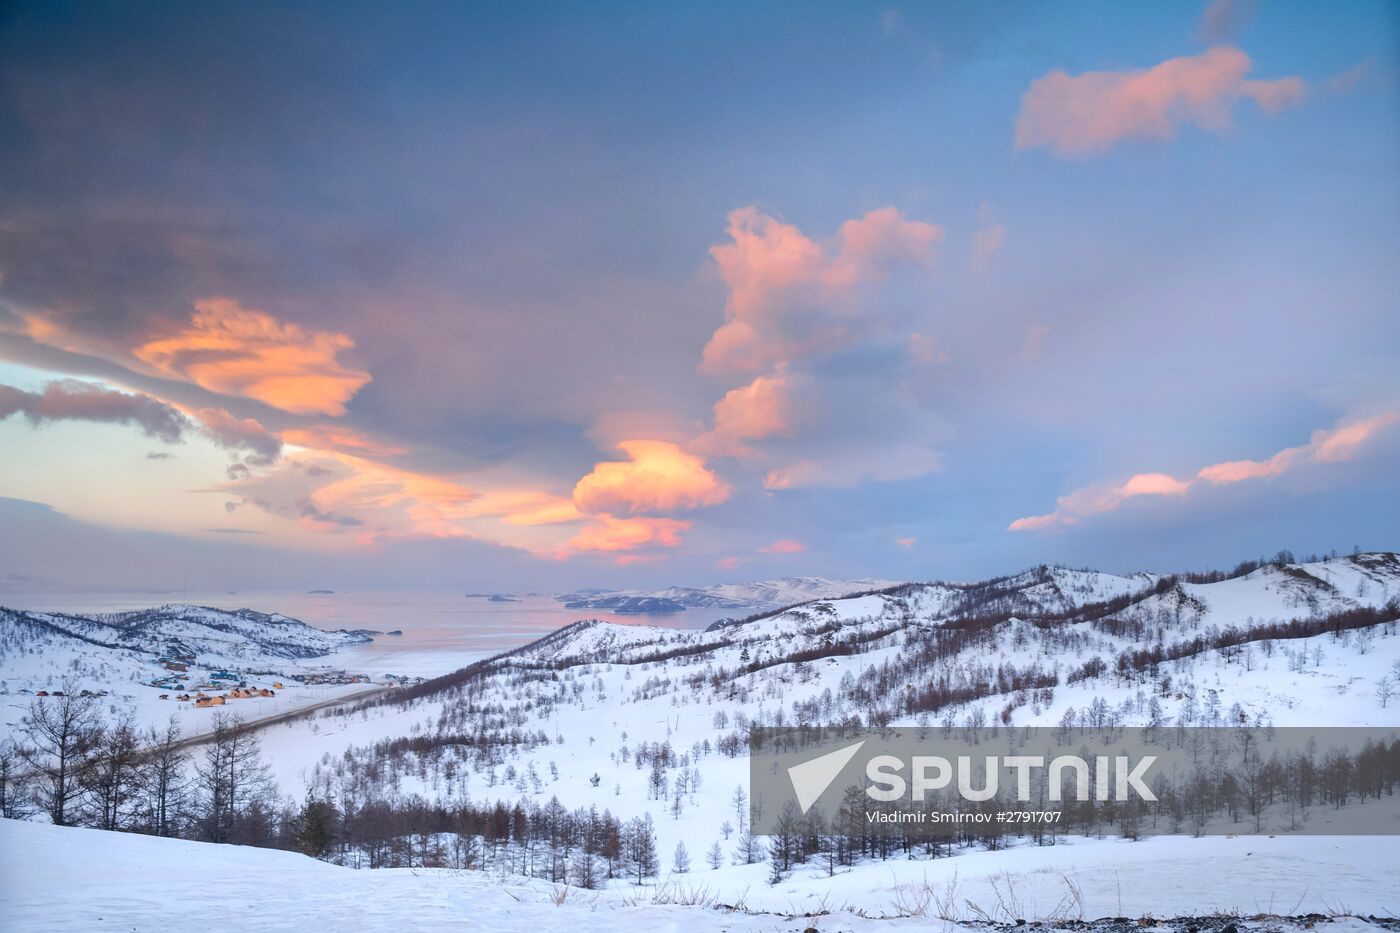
{"left": 141, "top": 716, "right": 190, "bottom": 837}
{"left": 671, "top": 840, "right": 690, "bottom": 873}
{"left": 194, "top": 714, "right": 276, "bottom": 844}
{"left": 83, "top": 713, "right": 143, "bottom": 830}
{"left": 0, "top": 738, "right": 29, "bottom": 819}
{"left": 18, "top": 686, "right": 103, "bottom": 825}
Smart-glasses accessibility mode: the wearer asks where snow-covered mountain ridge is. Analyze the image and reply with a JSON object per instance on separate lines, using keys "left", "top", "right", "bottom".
{"left": 506, "top": 554, "right": 1400, "bottom": 672}
{"left": 557, "top": 575, "right": 903, "bottom": 612}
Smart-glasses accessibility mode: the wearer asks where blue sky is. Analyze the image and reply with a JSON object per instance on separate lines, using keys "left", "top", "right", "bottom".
{"left": 1, "top": 0, "right": 1397, "bottom": 592}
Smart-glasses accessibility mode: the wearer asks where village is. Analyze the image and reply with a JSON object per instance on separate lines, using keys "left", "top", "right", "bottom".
{"left": 18, "top": 663, "right": 423, "bottom": 711}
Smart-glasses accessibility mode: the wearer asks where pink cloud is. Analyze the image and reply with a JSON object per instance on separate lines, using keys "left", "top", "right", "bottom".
{"left": 1009, "top": 471, "right": 1189, "bottom": 531}
{"left": 572, "top": 440, "right": 730, "bottom": 515}
{"left": 1195, "top": 450, "right": 1298, "bottom": 484}
{"left": 895, "top": 536, "right": 917, "bottom": 549}
{"left": 711, "top": 372, "right": 795, "bottom": 442}
{"left": 716, "top": 555, "right": 741, "bottom": 571}
{"left": 1015, "top": 46, "right": 1304, "bottom": 158}
{"left": 1310, "top": 412, "right": 1400, "bottom": 462}
{"left": 693, "top": 371, "right": 801, "bottom": 457}
{"left": 759, "top": 538, "right": 806, "bottom": 555}
{"left": 702, "top": 206, "right": 941, "bottom": 374}
{"left": 1197, "top": 411, "right": 1400, "bottom": 483}
{"left": 1014, "top": 411, "right": 1399, "bottom": 531}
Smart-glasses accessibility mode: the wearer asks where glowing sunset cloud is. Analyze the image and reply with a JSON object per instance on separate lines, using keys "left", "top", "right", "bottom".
{"left": 133, "top": 299, "right": 371, "bottom": 416}
{"left": 759, "top": 538, "right": 805, "bottom": 554}
{"left": 1016, "top": 46, "right": 1304, "bottom": 157}
{"left": 220, "top": 439, "right": 698, "bottom": 557}
{"left": 573, "top": 440, "right": 730, "bottom": 515}
{"left": 1013, "top": 412, "right": 1399, "bottom": 531}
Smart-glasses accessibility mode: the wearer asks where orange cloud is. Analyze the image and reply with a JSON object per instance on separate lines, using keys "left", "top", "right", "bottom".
{"left": 702, "top": 206, "right": 942, "bottom": 373}
{"left": 1013, "top": 411, "right": 1399, "bottom": 531}
{"left": 133, "top": 298, "right": 371, "bottom": 415}
{"left": 567, "top": 515, "right": 689, "bottom": 553}
{"left": 217, "top": 429, "right": 721, "bottom": 559}
{"left": 1015, "top": 46, "right": 1304, "bottom": 158}
{"left": 573, "top": 440, "right": 730, "bottom": 515}
{"left": 759, "top": 538, "right": 806, "bottom": 554}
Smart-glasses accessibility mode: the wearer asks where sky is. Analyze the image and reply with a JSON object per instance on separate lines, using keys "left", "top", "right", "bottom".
{"left": 1, "top": 0, "right": 1398, "bottom": 593}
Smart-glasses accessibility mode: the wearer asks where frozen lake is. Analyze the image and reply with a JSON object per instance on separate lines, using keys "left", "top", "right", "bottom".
{"left": 0, "top": 589, "right": 738, "bottom": 676}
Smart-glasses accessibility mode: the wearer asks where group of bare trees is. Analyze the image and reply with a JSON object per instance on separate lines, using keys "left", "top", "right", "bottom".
{"left": 3, "top": 684, "right": 279, "bottom": 848}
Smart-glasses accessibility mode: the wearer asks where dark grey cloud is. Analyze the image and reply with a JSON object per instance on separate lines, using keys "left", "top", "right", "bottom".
{"left": 193, "top": 407, "right": 282, "bottom": 467}
{"left": 0, "top": 379, "right": 187, "bottom": 442}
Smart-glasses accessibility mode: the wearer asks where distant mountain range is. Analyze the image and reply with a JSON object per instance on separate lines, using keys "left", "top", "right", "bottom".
{"left": 556, "top": 575, "right": 903, "bottom": 614}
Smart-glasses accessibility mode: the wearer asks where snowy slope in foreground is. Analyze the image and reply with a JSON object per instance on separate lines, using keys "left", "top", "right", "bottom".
{"left": 3, "top": 818, "right": 1397, "bottom": 931}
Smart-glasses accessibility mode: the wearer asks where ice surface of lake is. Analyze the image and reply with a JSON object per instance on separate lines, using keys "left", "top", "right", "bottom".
{"left": 0, "top": 589, "right": 738, "bottom": 676}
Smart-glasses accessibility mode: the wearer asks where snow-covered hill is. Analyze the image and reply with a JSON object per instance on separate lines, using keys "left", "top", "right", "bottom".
{"left": 0, "top": 604, "right": 380, "bottom": 741}
{"left": 234, "top": 553, "right": 1400, "bottom": 898}
{"left": 558, "top": 575, "right": 903, "bottom": 612}
{"left": 3, "top": 603, "right": 372, "bottom": 664}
